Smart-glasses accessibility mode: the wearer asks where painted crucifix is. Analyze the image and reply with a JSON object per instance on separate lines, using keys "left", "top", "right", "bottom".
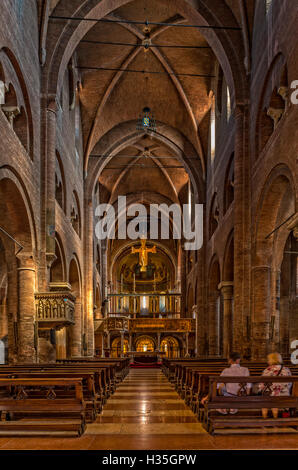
{"left": 131, "top": 239, "right": 156, "bottom": 272}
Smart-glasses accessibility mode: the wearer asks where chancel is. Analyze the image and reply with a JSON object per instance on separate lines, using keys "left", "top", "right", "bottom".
{"left": 0, "top": 0, "right": 297, "bottom": 452}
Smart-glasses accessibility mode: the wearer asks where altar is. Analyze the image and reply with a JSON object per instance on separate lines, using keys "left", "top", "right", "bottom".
{"left": 128, "top": 351, "right": 161, "bottom": 364}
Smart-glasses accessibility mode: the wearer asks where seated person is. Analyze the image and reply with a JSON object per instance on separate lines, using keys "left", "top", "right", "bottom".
{"left": 259, "top": 352, "right": 292, "bottom": 419}
{"left": 217, "top": 352, "right": 252, "bottom": 415}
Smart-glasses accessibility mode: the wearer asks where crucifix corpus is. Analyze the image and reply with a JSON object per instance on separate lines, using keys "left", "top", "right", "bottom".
{"left": 131, "top": 239, "right": 156, "bottom": 272}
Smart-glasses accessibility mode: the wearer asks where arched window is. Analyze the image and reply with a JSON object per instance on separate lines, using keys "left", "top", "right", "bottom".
{"left": 226, "top": 86, "right": 231, "bottom": 121}
{"left": 256, "top": 55, "right": 288, "bottom": 159}
{"left": 210, "top": 94, "right": 216, "bottom": 161}
{"left": 55, "top": 152, "right": 66, "bottom": 212}
{"left": 266, "top": 0, "right": 272, "bottom": 14}
{"left": 71, "top": 191, "right": 81, "bottom": 237}
{"left": 209, "top": 194, "right": 219, "bottom": 239}
{"left": 0, "top": 48, "right": 34, "bottom": 159}
{"left": 224, "top": 154, "right": 234, "bottom": 213}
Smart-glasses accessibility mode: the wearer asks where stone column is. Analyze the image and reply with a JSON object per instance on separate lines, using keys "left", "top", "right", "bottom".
{"left": 218, "top": 283, "right": 234, "bottom": 358}
{"left": 156, "top": 332, "right": 161, "bottom": 352}
{"left": 208, "top": 293, "right": 219, "bottom": 356}
{"left": 85, "top": 201, "right": 94, "bottom": 356}
{"left": 179, "top": 248, "right": 187, "bottom": 316}
{"left": 6, "top": 255, "right": 18, "bottom": 363}
{"left": 120, "top": 331, "right": 124, "bottom": 358}
{"left": 45, "top": 100, "right": 57, "bottom": 259}
{"left": 252, "top": 266, "right": 271, "bottom": 359}
{"left": 185, "top": 332, "right": 190, "bottom": 357}
{"left": 70, "top": 298, "right": 82, "bottom": 357}
{"left": 17, "top": 253, "right": 36, "bottom": 363}
{"left": 129, "top": 333, "right": 132, "bottom": 352}
{"left": 101, "top": 333, "right": 105, "bottom": 358}
{"left": 192, "top": 305, "right": 199, "bottom": 356}
{"left": 233, "top": 105, "right": 251, "bottom": 353}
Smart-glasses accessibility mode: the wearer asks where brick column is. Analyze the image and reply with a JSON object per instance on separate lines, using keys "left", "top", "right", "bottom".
{"left": 71, "top": 298, "right": 82, "bottom": 357}
{"left": 101, "top": 333, "right": 105, "bottom": 358}
{"left": 233, "top": 104, "right": 251, "bottom": 354}
{"left": 252, "top": 266, "right": 271, "bottom": 359}
{"left": 120, "top": 331, "right": 124, "bottom": 358}
{"left": 179, "top": 248, "right": 186, "bottom": 316}
{"left": 45, "top": 100, "right": 56, "bottom": 257}
{"left": 208, "top": 293, "right": 219, "bottom": 356}
{"left": 6, "top": 255, "right": 18, "bottom": 363}
{"left": 185, "top": 332, "right": 190, "bottom": 357}
{"left": 218, "top": 282, "right": 234, "bottom": 358}
{"left": 85, "top": 201, "right": 94, "bottom": 356}
{"left": 17, "top": 253, "right": 36, "bottom": 363}
{"left": 156, "top": 332, "right": 161, "bottom": 351}
{"left": 192, "top": 304, "right": 199, "bottom": 357}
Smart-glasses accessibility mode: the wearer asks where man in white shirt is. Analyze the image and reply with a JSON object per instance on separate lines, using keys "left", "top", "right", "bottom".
{"left": 217, "top": 352, "right": 252, "bottom": 414}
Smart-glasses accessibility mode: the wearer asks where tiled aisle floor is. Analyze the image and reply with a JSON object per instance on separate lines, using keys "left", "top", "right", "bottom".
{"left": 0, "top": 369, "right": 297, "bottom": 450}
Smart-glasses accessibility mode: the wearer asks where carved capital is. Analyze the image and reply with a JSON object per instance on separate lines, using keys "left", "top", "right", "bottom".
{"left": 278, "top": 86, "right": 288, "bottom": 102}
{"left": 218, "top": 281, "right": 234, "bottom": 299}
{"left": 16, "top": 252, "right": 35, "bottom": 271}
{"left": 2, "top": 105, "right": 20, "bottom": 126}
{"left": 267, "top": 107, "right": 284, "bottom": 128}
{"left": 192, "top": 304, "right": 199, "bottom": 316}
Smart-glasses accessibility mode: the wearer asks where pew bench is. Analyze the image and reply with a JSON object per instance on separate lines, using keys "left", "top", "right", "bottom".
{"left": 0, "top": 378, "right": 85, "bottom": 436}
{"left": 203, "top": 376, "right": 298, "bottom": 435}
{"left": 0, "top": 371, "right": 101, "bottom": 422}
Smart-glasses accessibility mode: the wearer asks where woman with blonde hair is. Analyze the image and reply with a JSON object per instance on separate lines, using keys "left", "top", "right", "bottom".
{"left": 259, "top": 352, "right": 292, "bottom": 419}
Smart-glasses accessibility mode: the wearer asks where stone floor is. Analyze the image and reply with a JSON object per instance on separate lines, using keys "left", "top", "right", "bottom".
{"left": 0, "top": 369, "right": 297, "bottom": 450}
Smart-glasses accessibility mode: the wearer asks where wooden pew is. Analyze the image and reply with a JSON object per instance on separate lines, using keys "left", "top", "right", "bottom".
{"left": 56, "top": 358, "right": 130, "bottom": 382}
{"left": 0, "top": 378, "right": 85, "bottom": 436}
{"left": 0, "top": 362, "right": 116, "bottom": 400}
{"left": 203, "top": 376, "right": 298, "bottom": 434}
{"left": 0, "top": 371, "right": 100, "bottom": 422}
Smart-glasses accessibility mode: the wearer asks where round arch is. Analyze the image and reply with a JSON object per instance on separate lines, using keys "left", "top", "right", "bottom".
{"left": 160, "top": 335, "right": 180, "bottom": 358}
{"left": 68, "top": 255, "right": 83, "bottom": 358}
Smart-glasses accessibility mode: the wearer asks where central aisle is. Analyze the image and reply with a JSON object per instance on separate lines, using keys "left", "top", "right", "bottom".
{"left": 85, "top": 368, "right": 207, "bottom": 447}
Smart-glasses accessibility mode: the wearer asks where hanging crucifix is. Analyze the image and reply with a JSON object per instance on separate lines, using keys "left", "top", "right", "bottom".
{"left": 131, "top": 239, "right": 156, "bottom": 272}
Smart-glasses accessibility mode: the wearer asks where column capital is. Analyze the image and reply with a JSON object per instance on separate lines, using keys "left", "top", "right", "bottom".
{"left": 218, "top": 281, "right": 234, "bottom": 293}
{"left": 47, "top": 96, "right": 58, "bottom": 114}
{"left": 46, "top": 252, "right": 57, "bottom": 269}
{"left": 16, "top": 252, "right": 35, "bottom": 270}
{"left": 192, "top": 304, "right": 199, "bottom": 316}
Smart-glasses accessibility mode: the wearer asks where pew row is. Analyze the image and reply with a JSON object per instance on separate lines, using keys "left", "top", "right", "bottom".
{"left": 0, "top": 378, "right": 85, "bottom": 436}
{"left": 203, "top": 376, "right": 298, "bottom": 434}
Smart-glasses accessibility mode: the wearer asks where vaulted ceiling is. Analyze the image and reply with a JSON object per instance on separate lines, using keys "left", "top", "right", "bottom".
{"left": 47, "top": 0, "right": 250, "bottom": 268}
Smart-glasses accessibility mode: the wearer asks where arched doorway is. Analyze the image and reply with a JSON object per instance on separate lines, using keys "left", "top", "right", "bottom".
{"left": 0, "top": 175, "right": 35, "bottom": 363}
{"left": 253, "top": 169, "right": 295, "bottom": 358}
{"left": 279, "top": 232, "right": 298, "bottom": 355}
{"left": 111, "top": 337, "right": 129, "bottom": 357}
{"left": 69, "top": 257, "right": 82, "bottom": 358}
{"left": 135, "top": 336, "right": 155, "bottom": 353}
{"left": 160, "top": 336, "right": 180, "bottom": 358}
{"left": 208, "top": 258, "right": 222, "bottom": 356}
